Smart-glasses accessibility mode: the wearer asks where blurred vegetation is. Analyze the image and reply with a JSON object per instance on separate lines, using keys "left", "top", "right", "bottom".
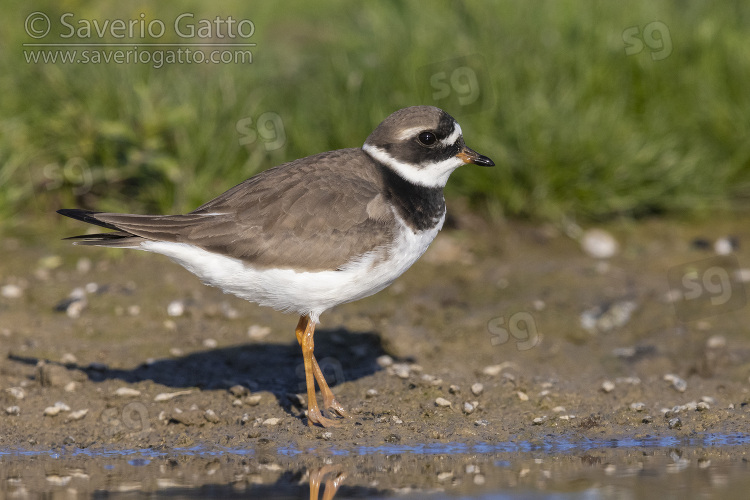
{"left": 1, "top": 0, "right": 749, "bottom": 228}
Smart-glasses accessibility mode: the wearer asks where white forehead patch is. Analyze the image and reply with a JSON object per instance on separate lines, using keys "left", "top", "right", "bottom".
{"left": 363, "top": 144, "right": 464, "bottom": 188}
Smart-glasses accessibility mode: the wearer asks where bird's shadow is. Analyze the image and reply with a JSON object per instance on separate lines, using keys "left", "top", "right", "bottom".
{"left": 9, "top": 327, "right": 389, "bottom": 416}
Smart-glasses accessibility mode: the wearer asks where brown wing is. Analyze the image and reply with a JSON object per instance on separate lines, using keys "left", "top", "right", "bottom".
{"left": 84, "top": 148, "right": 397, "bottom": 271}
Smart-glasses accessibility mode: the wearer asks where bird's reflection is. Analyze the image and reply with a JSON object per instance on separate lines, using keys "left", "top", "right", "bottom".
{"left": 308, "top": 465, "right": 347, "bottom": 500}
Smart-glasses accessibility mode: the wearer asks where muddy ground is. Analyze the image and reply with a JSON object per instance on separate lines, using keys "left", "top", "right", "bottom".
{"left": 1, "top": 208, "right": 750, "bottom": 495}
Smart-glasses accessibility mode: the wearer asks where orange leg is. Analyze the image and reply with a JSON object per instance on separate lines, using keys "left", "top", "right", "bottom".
{"left": 308, "top": 465, "right": 347, "bottom": 500}
{"left": 295, "top": 315, "right": 349, "bottom": 427}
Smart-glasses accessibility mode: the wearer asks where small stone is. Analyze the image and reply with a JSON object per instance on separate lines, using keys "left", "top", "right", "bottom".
{"left": 474, "top": 419, "right": 489, "bottom": 426}
{"left": 482, "top": 364, "right": 509, "bottom": 376}
{"left": 65, "top": 299, "right": 87, "bottom": 319}
{"left": 601, "top": 380, "right": 616, "bottom": 393}
{"left": 391, "top": 415, "right": 403, "bottom": 424}
{"left": 244, "top": 394, "right": 262, "bottom": 406}
{"left": 320, "top": 431, "right": 333, "bottom": 440}
{"left": 630, "top": 402, "right": 646, "bottom": 412}
{"left": 706, "top": 335, "right": 726, "bottom": 349}
{"left": 517, "top": 391, "right": 529, "bottom": 401}
{"left": 232, "top": 399, "right": 243, "bottom": 407}
{"left": 437, "top": 471, "right": 453, "bottom": 481}
{"left": 552, "top": 406, "right": 566, "bottom": 413}
{"left": 435, "top": 397, "right": 452, "bottom": 408}
{"left": 247, "top": 325, "right": 271, "bottom": 339}
{"left": 668, "top": 417, "right": 682, "bottom": 429}
{"left": 6, "top": 387, "right": 25, "bottom": 400}
{"left": 67, "top": 409, "right": 88, "bottom": 421}
{"left": 581, "top": 228, "right": 618, "bottom": 259}
{"left": 449, "top": 384, "right": 461, "bottom": 394}
{"left": 471, "top": 383, "right": 484, "bottom": 396}
{"left": 701, "top": 396, "right": 716, "bottom": 405}
{"left": 376, "top": 355, "right": 393, "bottom": 368}
{"left": 39, "top": 363, "right": 73, "bottom": 388}
{"left": 696, "top": 402, "right": 710, "bottom": 411}
{"left": 1, "top": 284, "right": 23, "bottom": 299}
{"left": 664, "top": 374, "right": 687, "bottom": 392}
{"left": 114, "top": 387, "right": 141, "bottom": 397}
{"left": 44, "top": 406, "right": 62, "bottom": 417}
{"left": 229, "top": 385, "right": 250, "bottom": 397}
{"left": 5, "top": 406, "right": 20, "bottom": 416}
{"left": 167, "top": 300, "right": 185, "bottom": 317}
{"left": 76, "top": 257, "right": 92, "bottom": 273}
{"left": 532, "top": 416, "right": 547, "bottom": 425}
{"left": 365, "top": 388, "right": 378, "bottom": 398}
{"left": 204, "top": 409, "right": 220, "bottom": 423}
{"left": 169, "top": 348, "right": 183, "bottom": 357}
{"left": 169, "top": 409, "right": 205, "bottom": 426}
{"left": 61, "top": 353, "right": 78, "bottom": 365}
{"left": 64, "top": 382, "right": 79, "bottom": 392}
{"left": 262, "top": 417, "right": 280, "bottom": 426}
{"left": 642, "top": 415, "right": 654, "bottom": 424}
{"left": 463, "top": 402, "right": 475, "bottom": 414}
{"left": 391, "top": 364, "right": 411, "bottom": 379}
{"left": 127, "top": 305, "right": 140, "bottom": 316}
{"left": 203, "top": 338, "right": 218, "bottom": 348}
{"left": 154, "top": 390, "right": 193, "bottom": 402}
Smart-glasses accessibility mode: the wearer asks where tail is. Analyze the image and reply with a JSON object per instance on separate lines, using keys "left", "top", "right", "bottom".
{"left": 57, "top": 209, "right": 145, "bottom": 248}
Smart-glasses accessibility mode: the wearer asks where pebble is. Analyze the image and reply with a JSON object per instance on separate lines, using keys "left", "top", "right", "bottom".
{"left": 463, "top": 402, "right": 475, "bottom": 414}
{"left": 696, "top": 402, "right": 710, "bottom": 411}
{"left": 532, "top": 416, "right": 547, "bottom": 425}
{"left": 247, "top": 325, "right": 271, "bottom": 339}
{"left": 435, "top": 397, "right": 452, "bottom": 408}
{"left": 127, "top": 305, "right": 140, "bottom": 316}
{"left": 244, "top": 395, "right": 262, "bottom": 406}
{"left": 154, "top": 390, "right": 193, "bottom": 402}
{"left": 262, "top": 417, "right": 280, "bottom": 426}
{"left": 630, "top": 402, "right": 646, "bottom": 412}
{"left": 169, "top": 348, "right": 183, "bottom": 357}
{"left": 517, "top": 391, "right": 529, "bottom": 401}
{"left": 392, "top": 415, "right": 403, "bottom": 424}
{"left": 67, "top": 409, "right": 88, "bottom": 421}
{"left": 642, "top": 415, "right": 654, "bottom": 424}
{"left": 376, "top": 355, "right": 394, "bottom": 368}
{"left": 114, "top": 387, "right": 141, "bottom": 397}
{"left": 552, "top": 406, "right": 566, "bottom": 413}
{"left": 1, "top": 284, "right": 23, "bottom": 299}
{"left": 64, "top": 382, "right": 79, "bottom": 392}
{"left": 664, "top": 374, "right": 687, "bottom": 392}
{"left": 482, "top": 363, "right": 515, "bottom": 376}
{"left": 601, "top": 380, "right": 616, "bottom": 393}
{"left": 229, "top": 385, "right": 250, "bottom": 397}
{"left": 580, "top": 229, "right": 619, "bottom": 259}
{"left": 581, "top": 301, "right": 637, "bottom": 333}
{"left": 202, "top": 338, "right": 218, "bottom": 348}
{"left": 167, "top": 300, "right": 185, "bottom": 317}
{"left": 471, "top": 383, "right": 484, "bottom": 396}
{"left": 365, "top": 389, "right": 379, "bottom": 398}
{"left": 5, "top": 406, "right": 20, "bottom": 416}
{"left": 714, "top": 237, "right": 736, "bottom": 255}
{"left": 474, "top": 419, "right": 489, "bottom": 426}
{"left": 39, "top": 363, "right": 74, "bottom": 388}
{"left": 701, "top": 396, "right": 716, "bottom": 405}
{"left": 6, "top": 387, "right": 25, "bottom": 400}
{"left": 706, "top": 335, "right": 726, "bottom": 349}
{"left": 668, "top": 417, "right": 682, "bottom": 429}
{"left": 44, "top": 402, "right": 71, "bottom": 417}
{"left": 204, "top": 409, "right": 220, "bottom": 423}
{"left": 60, "top": 353, "right": 78, "bottom": 365}
{"left": 449, "top": 385, "right": 461, "bottom": 394}
{"left": 390, "top": 363, "right": 411, "bottom": 379}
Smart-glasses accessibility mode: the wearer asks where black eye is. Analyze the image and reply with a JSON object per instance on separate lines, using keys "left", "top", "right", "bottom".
{"left": 418, "top": 131, "right": 437, "bottom": 146}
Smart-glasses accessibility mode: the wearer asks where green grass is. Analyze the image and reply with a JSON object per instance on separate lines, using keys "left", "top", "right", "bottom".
{"left": 2, "top": 0, "right": 750, "bottom": 227}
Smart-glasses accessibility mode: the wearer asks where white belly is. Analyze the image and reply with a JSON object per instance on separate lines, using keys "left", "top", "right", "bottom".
{"left": 139, "top": 213, "right": 444, "bottom": 323}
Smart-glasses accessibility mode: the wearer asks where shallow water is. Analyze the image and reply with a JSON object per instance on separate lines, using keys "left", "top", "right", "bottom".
{"left": 2, "top": 433, "right": 749, "bottom": 498}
